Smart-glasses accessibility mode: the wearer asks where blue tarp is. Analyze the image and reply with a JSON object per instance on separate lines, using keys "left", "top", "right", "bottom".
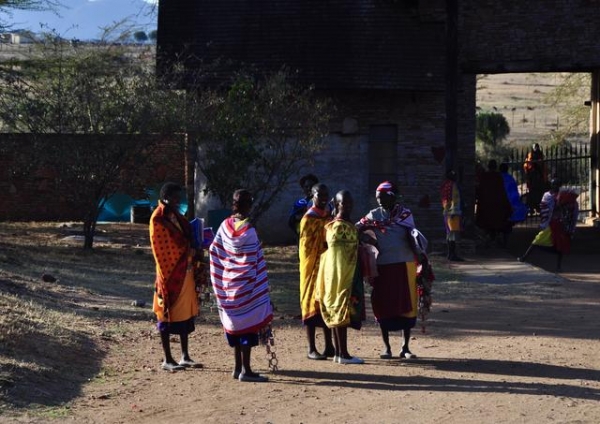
{"left": 98, "top": 188, "right": 188, "bottom": 222}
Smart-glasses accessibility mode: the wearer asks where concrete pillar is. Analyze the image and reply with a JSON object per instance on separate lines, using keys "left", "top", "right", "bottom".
{"left": 591, "top": 70, "right": 599, "bottom": 218}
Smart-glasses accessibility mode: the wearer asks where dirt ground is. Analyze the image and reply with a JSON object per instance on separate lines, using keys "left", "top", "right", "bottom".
{"left": 2, "top": 224, "right": 600, "bottom": 424}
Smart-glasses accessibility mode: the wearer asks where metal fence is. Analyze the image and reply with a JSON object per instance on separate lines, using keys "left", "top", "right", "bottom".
{"left": 499, "top": 143, "right": 590, "bottom": 227}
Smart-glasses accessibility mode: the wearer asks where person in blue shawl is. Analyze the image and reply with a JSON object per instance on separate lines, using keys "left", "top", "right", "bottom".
{"left": 499, "top": 163, "right": 528, "bottom": 247}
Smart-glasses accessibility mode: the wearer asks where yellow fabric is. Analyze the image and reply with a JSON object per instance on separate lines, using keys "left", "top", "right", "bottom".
{"left": 153, "top": 267, "right": 198, "bottom": 322}
{"left": 299, "top": 211, "right": 329, "bottom": 321}
{"left": 402, "top": 261, "right": 418, "bottom": 319}
{"left": 446, "top": 215, "right": 461, "bottom": 232}
{"left": 532, "top": 227, "right": 553, "bottom": 247}
{"left": 316, "top": 219, "right": 358, "bottom": 328}
{"left": 234, "top": 217, "right": 249, "bottom": 231}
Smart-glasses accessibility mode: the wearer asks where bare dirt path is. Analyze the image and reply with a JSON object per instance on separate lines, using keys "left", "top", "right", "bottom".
{"left": 52, "top": 268, "right": 600, "bottom": 421}
{"left": 3, "top": 225, "right": 600, "bottom": 424}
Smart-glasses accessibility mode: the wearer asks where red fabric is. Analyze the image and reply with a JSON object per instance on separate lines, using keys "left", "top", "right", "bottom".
{"left": 440, "top": 179, "right": 453, "bottom": 207}
{"left": 150, "top": 204, "right": 192, "bottom": 318}
{"left": 371, "top": 263, "right": 412, "bottom": 320}
{"left": 550, "top": 220, "right": 571, "bottom": 254}
{"left": 551, "top": 190, "right": 579, "bottom": 254}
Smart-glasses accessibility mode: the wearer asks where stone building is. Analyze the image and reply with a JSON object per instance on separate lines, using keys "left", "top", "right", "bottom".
{"left": 157, "top": 0, "right": 600, "bottom": 244}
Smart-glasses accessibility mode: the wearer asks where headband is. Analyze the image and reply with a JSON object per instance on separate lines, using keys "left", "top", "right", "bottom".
{"left": 376, "top": 181, "right": 395, "bottom": 197}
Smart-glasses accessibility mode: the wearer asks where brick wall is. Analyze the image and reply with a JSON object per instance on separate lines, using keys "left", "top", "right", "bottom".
{"left": 460, "top": 1, "right": 600, "bottom": 73}
{"left": 158, "top": 0, "right": 446, "bottom": 91}
{"left": 161, "top": 0, "right": 600, "bottom": 244}
{"left": 0, "top": 134, "right": 185, "bottom": 222}
{"left": 194, "top": 83, "right": 476, "bottom": 245}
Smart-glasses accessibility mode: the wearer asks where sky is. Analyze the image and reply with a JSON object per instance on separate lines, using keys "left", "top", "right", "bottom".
{"left": 5, "top": 0, "right": 157, "bottom": 41}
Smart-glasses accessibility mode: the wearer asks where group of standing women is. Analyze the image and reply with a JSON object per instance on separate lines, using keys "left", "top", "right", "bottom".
{"left": 148, "top": 177, "right": 429, "bottom": 382}
{"left": 297, "top": 178, "right": 429, "bottom": 364}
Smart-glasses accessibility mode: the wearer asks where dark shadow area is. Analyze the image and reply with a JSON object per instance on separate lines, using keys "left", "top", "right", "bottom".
{"left": 506, "top": 225, "right": 600, "bottom": 274}
{"left": 427, "top": 290, "right": 600, "bottom": 340}
{"left": 276, "top": 358, "right": 600, "bottom": 401}
{"left": 423, "top": 224, "right": 600, "bottom": 341}
{"left": 0, "top": 322, "right": 105, "bottom": 410}
{"left": 401, "top": 357, "right": 600, "bottom": 381}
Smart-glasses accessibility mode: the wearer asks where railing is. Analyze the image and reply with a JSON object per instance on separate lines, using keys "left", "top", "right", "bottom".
{"left": 499, "top": 143, "right": 590, "bottom": 227}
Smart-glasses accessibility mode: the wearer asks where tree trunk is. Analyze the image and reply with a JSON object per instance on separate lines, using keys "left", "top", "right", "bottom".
{"left": 184, "top": 132, "right": 197, "bottom": 220}
{"left": 82, "top": 214, "right": 97, "bottom": 250}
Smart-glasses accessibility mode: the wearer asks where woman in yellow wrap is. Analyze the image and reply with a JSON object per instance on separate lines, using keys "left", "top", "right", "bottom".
{"left": 299, "top": 183, "right": 335, "bottom": 360}
{"left": 150, "top": 182, "right": 201, "bottom": 372}
{"left": 317, "top": 190, "right": 364, "bottom": 365}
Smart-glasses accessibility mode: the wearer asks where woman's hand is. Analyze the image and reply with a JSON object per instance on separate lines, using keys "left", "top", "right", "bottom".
{"left": 359, "top": 231, "right": 377, "bottom": 246}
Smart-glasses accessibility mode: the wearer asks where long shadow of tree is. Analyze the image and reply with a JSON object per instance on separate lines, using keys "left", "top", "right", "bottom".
{"left": 1, "top": 331, "right": 104, "bottom": 410}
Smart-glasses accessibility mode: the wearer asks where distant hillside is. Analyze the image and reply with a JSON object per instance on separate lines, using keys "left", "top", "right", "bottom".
{"left": 0, "top": 49, "right": 588, "bottom": 150}
{"left": 476, "top": 73, "right": 590, "bottom": 148}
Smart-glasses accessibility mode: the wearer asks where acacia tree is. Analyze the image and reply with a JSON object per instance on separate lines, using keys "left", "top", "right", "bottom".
{"left": 195, "top": 69, "right": 331, "bottom": 224}
{"left": 0, "top": 37, "right": 182, "bottom": 248}
{"left": 544, "top": 72, "right": 591, "bottom": 144}
{"left": 0, "top": 34, "right": 332, "bottom": 244}
{"left": 476, "top": 111, "right": 510, "bottom": 147}
{"left": 0, "top": 0, "right": 61, "bottom": 31}
{"left": 133, "top": 31, "right": 148, "bottom": 43}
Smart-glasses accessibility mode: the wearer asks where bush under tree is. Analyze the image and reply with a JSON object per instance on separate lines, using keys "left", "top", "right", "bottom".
{"left": 194, "top": 69, "right": 332, "bottom": 224}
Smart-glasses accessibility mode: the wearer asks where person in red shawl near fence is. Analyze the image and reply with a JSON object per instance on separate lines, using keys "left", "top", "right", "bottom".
{"left": 517, "top": 178, "right": 579, "bottom": 272}
{"left": 209, "top": 189, "right": 273, "bottom": 382}
{"left": 476, "top": 160, "right": 512, "bottom": 247}
{"left": 150, "top": 182, "right": 202, "bottom": 372}
{"left": 523, "top": 143, "right": 548, "bottom": 215}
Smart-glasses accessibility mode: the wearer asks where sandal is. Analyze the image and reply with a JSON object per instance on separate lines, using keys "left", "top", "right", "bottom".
{"left": 307, "top": 351, "right": 327, "bottom": 360}
{"left": 238, "top": 373, "right": 269, "bottom": 382}
{"left": 179, "top": 359, "right": 203, "bottom": 368}
{"left": 400, "top": 350, "right": 417, "bottom": 359}
{"left": 162, "top": 361, "right": 185, "bottom": 372}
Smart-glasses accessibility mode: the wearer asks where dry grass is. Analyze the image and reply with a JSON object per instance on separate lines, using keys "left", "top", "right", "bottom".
{"left": 0, "top": 222, "right": 157, "bottom": 416}
{"left": 477, "top": 72, "right": 589, "bottom": 147}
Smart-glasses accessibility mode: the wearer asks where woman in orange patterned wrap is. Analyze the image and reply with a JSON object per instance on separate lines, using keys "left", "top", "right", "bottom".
{"left": 150, "top": 182, "right": 201, "bottom": 372}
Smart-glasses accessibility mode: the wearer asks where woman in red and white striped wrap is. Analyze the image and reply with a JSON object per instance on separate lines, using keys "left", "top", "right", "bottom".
{"left": 209, "top": 189, "right": 273, "bottom": 382}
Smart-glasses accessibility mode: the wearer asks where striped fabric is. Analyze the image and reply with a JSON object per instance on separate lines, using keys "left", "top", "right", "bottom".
{"left": 209, "top": 217, "right": 273, "bottom": 335}
{"left": 539, "top": 191, "right": 556, "bottom": 230}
